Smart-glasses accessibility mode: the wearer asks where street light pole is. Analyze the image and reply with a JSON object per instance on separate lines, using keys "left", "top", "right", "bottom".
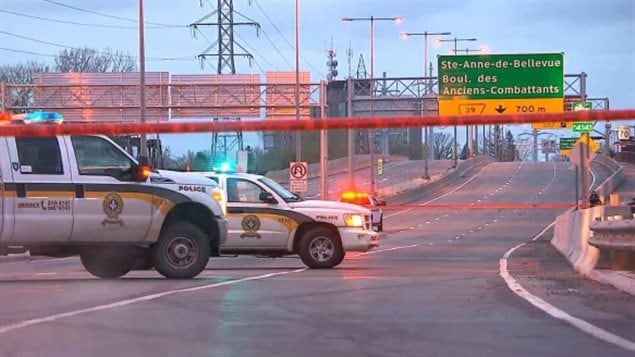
{"left": 369, "top": 16, "right": 375, "bottom": 195}
{"left": 400, "top": 31, "right": 451, "bottom": 179}
{"left": 138, "top": 0, "right": 147, "bottom": 159}
{"left": 342, "top": 15, "right": 402, "bottom": 195}
{"left": 295, "top": 0, "right": 301, "bottom": 162}
{"left": 436, "top": 37, "right": 477, "bottom": 166}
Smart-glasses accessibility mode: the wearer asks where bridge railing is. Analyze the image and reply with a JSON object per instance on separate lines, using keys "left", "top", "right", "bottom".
{"left": 589, "top": 205, "right": 635, "bottom": 271}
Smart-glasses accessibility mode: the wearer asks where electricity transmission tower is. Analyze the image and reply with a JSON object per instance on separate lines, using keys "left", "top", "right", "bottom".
{"left": 189, "top": 0, "right": 260, "bottom": 162}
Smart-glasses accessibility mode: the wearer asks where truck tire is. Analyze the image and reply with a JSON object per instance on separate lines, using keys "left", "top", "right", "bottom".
{"left": 298, "top": 227, "right": 344, "bottom": 269}
{"left": 80, "top": 247, "right": 133, "bottom": 279}
{"left": 152, "top": 222, "right": 211, "bottom": 279}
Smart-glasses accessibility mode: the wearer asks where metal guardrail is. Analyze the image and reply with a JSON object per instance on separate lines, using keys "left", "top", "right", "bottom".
{"left": 613, "top": 152, "right": 635, "bottom": 164}
{"left": 589, "top": 205, "right": 635, "bottom": 270}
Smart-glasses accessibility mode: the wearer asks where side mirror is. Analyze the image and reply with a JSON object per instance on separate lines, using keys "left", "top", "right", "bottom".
{"left": 134, "top": 155, "right": 151, "bottom": 182}
{"left": 259, "top": 191, "right": 278, "bottom": 204}
{"left": 378, "top": 201, "right": 387, "bottom": 206}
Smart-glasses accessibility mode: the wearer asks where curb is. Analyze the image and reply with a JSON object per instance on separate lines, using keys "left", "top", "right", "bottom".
{"left": 588, "top": 270, "right": 635, "bottom": 296}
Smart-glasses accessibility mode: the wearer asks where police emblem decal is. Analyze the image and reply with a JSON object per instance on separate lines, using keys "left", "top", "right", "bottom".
{"left": 240, "top": 214, "right": 261, "bottom": 239}
{"left": 102, "top": 192, "right": 125, "bottom": 227}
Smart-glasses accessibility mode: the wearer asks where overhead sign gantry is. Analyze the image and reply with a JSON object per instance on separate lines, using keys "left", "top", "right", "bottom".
{"left": 437, "top": 53, "right": 565, "bottom": 126}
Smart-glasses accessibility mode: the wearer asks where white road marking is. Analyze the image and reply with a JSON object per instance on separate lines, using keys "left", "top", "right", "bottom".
{"left": 500, "top": 222, "right": 635, "bottom": 352}
{"left": 385, "top": 163, "right": 492, "bottom": 219}
{"left": 0, "top": 269, "right": 306, "bottom": 336}
{"left": 359, "top": 243, "right": 421, "bottom": 255}
{"left": 1, "top": 257, "right": 77, "bottom": 266}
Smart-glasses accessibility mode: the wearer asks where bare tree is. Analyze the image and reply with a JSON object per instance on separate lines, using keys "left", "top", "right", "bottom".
{"left": 502, "top": 129, "right": 516, "bottom": 162}
{"left": 432, "top": 132, "right": 454, "bottom": 159}
{"left": 0, "top": 61, "right": 51, "bottom": 112}
{"left": 54, "top": 47, "right": 137, "bottom": 73}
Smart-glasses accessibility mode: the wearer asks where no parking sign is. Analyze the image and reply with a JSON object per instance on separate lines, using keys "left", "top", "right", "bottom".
{"left": 289, "top": 162, "right": 308, "bottom": 193}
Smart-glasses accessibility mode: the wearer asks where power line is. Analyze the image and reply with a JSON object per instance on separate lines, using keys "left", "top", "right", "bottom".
{"left": 0, "top": 30, "right": 197, "bottom": 62}
{"left": 250, "top": 57, "right": 268, "bottom": 77}
{"left": 253, "top": 0, "right": 295, "bottom": 50}
{"left": 43, "top": 0, "right": 181, "bottom": 28}
{"left": 253, "top": 0, "right": 325, "bottom": 77}
{"left": 0, "top": 47, "right": 56, "bottom": 57}
{"left": 257, "top": 27, "right": 294, "bottom": 69}
{"left": 193, "top": 23, "right": 277, "bottom": 71}
{"left": 234, "top": 32, "right": 280, "bottom": 70}
{"left": 0, "top": 9, "right": 182, "bottom": 29}
{"left": 199, "top": 0, "right": 286, "bottom": 71}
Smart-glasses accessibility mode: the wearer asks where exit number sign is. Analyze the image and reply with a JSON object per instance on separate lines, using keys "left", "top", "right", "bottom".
{"left": 572, "top": 122, "right": 593, "bottom": 133}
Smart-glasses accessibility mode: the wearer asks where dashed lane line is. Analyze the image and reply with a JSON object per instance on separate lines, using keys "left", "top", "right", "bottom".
{"left": 385, "top": 163, "right": 492, "bottom": 219}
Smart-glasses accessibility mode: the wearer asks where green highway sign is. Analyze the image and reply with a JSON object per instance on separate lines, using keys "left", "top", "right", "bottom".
{"left": 559, "top": 137, "right": 578, "bottom": 150}
{"left": 572, "top": 101, "right": 592, "bottom": 112}
{"left": 438, "top": 53, "right": 564, "bottom": 100}
{"left": 572, "top": 122, "right": 593, "bottom": 133}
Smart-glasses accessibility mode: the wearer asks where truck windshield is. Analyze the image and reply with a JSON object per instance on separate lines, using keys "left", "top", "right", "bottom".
{"left": 258, "top": 177, "right": 302, "bottom": 202}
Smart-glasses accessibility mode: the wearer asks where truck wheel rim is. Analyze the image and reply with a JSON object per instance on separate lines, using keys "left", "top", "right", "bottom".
{"left": 309, "top": 236, "right": 334, "bottom": 262}
{"left": 165, "top": 236, "right": 197, "bottom": 268}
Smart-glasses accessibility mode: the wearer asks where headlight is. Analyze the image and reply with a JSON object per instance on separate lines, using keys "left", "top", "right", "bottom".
{"left": 344, "top": 213, "right": 364, "bottom": 227}
{"left": 211, "top": 188, "right": 227, "bottom": 215}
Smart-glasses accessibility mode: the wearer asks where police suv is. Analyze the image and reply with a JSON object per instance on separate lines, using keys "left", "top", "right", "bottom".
{"left": 0, "top": 112, "right": 228, "bottom": 279}
{"left": 188, "top": 168, "right": 379, "bottom": 269}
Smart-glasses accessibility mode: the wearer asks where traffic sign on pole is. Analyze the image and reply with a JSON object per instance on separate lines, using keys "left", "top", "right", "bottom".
{"left": 571, "top": 101, "right": 592, "bottom": 112}
{"left": 437, "top": 53, "right": 564, "bottom": 119}
{"left": 572, "top": 122, "right": 593, "bottom": 133}
{"left": 289, "top": 161, "right": 308, "bottom": 193}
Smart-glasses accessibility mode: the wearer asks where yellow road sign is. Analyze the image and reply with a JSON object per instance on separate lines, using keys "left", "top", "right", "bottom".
{"left": 533, "top": 121, "right": 573, "bottom": 130}
{"left": 577, "top": 133, "right": 600, "bottom": 153}
{"left": 559, "top": 134, "right": 600, "bottom": 156}
{"left": 438, "top": 98, "right": 564, "bottom": 117}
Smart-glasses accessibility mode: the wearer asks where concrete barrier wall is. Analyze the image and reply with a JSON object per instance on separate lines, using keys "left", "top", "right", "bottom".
{"left": 551, "top": 155, "right": 625, "bottom": 275}
{"left": 266, "top": 154, "right": 494, "bottom": 199}
{"left": 266, "top": 155, "right": 406, "bottom": 184}
{"left": 380, "top": 155, "right": 495, "bottom": 198}
{"left": 552, "top": 207, "right": 603, "bottom": 276}
{"left": 593, "top": 154, "right": 624, "bottom": 204}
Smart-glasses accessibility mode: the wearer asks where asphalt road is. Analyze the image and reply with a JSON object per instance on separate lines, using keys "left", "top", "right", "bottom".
{"left": 0, "top": 160, "right": 633, "bottom": 357}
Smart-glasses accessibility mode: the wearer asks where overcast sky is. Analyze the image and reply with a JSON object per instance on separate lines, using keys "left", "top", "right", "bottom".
{"left": 0, "top": 0, "right": 633, "bottom": 154}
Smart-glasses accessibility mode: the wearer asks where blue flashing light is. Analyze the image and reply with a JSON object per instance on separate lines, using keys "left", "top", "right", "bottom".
{"left": 21, "top": 112, "right": 64, "bottom": 124}
{"left": 212, "top": 161, "right": 237, "bottom": 174}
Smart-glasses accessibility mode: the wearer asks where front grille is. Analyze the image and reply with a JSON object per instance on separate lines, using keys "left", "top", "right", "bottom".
{"left": 364, "top": 214, "right": 372, "bottom": 231}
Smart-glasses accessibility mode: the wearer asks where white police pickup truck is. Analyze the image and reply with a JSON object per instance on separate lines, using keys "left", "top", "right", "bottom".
{"left": 0, "top": 112, "right": 228, "bottom": 279}
{"left": 186, "top": 169, "right": 379, "bottom": 268}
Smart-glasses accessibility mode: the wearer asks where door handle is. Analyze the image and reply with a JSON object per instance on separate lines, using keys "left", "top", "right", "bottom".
{"left": 16, "top": 184, "right": 26, "bottom": 198}
{"left": 75, "top": 185, "right": 85, "bottom": 198}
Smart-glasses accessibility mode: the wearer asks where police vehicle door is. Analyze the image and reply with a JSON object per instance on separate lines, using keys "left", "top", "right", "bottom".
{"left": 224, "top": 178, "right": 291, "bottom": 248}
{"left": 6, "top": 137, "right": 74, "bottom": 243}
{"left": 67, "top": 136, "right": 152, "bottom": 242}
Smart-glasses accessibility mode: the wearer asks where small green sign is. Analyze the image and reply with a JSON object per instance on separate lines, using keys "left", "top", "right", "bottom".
{"left": 572, "top": 101, "right": 592, "bottom": 112}
{"left": 437, "top": 53, "right": 564, "bottom": 100}
{"left": 572, "top": 122, "right": 593, "bottom": 133}
{"left": 560, "top": 137, "right": 578, "bottom": 150}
